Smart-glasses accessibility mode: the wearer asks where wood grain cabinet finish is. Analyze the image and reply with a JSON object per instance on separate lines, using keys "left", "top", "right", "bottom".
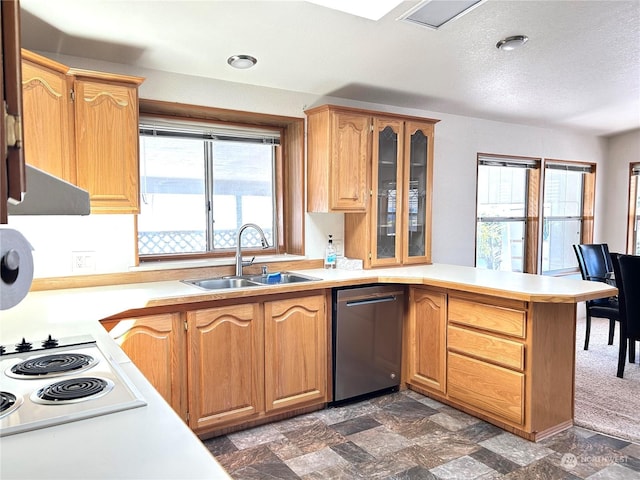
{"left": 21, "top": 50, "right": 75, "bottom": 183}
{"left": 264, "top": 294, "right": 327, "bottom": 412}
{"left": 187, "top": 303, "right": 263, "bottom": 431}
{"left": 334, "top": 110, "right": 438, "bottom": 268}
{"left": 102, "top": 312, "right": 187, "bottom": 420}
{"left": 71, "top": 69, "right": 144, "bottom": 213}
{"left": 306, "top": 105, "right": 370, "bottom": 212}
{"left": 446, "top": 295, "right": 527, "bottom": 427}
{"left": 19, "top": 50, "right": 144, "bottom": 214}
{"left": 404, "top": 287, "right": 447, "bottom": 393}
{"left": 406, "top": 291, "right": 576, "bottom": 441}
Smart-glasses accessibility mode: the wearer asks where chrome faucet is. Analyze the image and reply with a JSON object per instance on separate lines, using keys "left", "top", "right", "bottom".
{"left": 235, "top": 223, "right": 270, "bottom": 276}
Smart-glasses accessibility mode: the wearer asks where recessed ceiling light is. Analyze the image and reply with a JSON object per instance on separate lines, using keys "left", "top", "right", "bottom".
{"left": 227, "top": 55, "right": 257, "bottom": 69}
{"left": 496, "top": 35, "right": 529, "bottom": 51}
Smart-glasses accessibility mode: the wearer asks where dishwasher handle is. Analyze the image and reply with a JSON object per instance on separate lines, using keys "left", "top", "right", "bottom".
{"left": 345, "top": 295, "right": 397, "bottom": 307}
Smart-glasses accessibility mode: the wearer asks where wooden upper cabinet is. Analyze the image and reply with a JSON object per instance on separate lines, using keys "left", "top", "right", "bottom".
{"left": 306, "top": 105, "right": 370, "bottom": 212}
{"left": 343, "top": 110, "right": 439, "bottom": 269}
{"left": 21, "top": 49, "right": 75, "bottom": 183}
{"left": 1, "top": 0, "right": 26, "bottom": 223}
{"left": 71, "top": 69, "right": 144, "bottom": 213}
{"left": 401, "top": 120, "right": 435, "bottom": 266}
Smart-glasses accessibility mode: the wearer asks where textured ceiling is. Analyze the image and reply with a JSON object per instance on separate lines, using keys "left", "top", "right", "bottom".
{"left": 20, "top": 0, "right": 640, "bottom": 137}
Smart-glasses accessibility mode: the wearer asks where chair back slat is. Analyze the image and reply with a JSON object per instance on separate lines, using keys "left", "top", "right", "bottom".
{"left": 612, "top": 254, "right": 640, "bottom": 339}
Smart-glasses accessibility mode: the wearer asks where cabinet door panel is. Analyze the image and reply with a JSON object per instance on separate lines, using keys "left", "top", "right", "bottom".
{"left": 74, "top": 78, "right": 140, "bottom": 213}
{"left": 108, "top": 313, "right": 186, "bottom": 419}
{"left": 330, "top": 112, "right": 369, "bottom": 210}
{"left": 406, "top": 288, "right": 446, "bottom": 393}
{"left": 448, "top": 352, "right": 524, "bottom": 425}
{"left": 371, "top": 118, "right": 404, "bottom": 267}
{"left": 187, "top": 304, "right": 263, "bottom": 430}
{"left": 21, "top": 56, "right": 75, "bottom": 183}
{"left": 402, "top": 121, "right": 434, "bottom": 265}
{"left": 264, "top": 295, "right": 326, "bottom": 411}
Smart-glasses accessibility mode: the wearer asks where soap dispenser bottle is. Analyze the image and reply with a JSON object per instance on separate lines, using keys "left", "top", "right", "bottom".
{"left": 324, "top": 234, "right": 337, "bottom": 269}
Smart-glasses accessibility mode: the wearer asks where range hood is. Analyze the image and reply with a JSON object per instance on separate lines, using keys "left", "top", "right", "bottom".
{"left": 7, "top": 165, "right": 90, "bottom": 216}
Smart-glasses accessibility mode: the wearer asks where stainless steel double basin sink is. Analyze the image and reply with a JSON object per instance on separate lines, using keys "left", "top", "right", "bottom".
{"left": 183, "top": 272, "right": 321, "bottom": 291}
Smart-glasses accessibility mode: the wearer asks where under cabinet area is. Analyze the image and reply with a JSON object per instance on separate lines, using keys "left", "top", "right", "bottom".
{"left": 100, "top": 291, "right": 328, "bottom": 438}
{"left": 20, "top": 49, "right": 144, "bottom": 214}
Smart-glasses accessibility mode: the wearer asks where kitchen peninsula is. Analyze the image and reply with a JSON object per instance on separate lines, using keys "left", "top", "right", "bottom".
{"left": 0, "top": 263, "right": 615, "bottom": 479}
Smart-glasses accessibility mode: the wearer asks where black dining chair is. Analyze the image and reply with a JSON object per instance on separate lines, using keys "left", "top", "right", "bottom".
{"left": 609, "top": 253, "right": 640, "bottom": 378}
{"left": 573, "top": 243, "right": 619, "bottom": 350}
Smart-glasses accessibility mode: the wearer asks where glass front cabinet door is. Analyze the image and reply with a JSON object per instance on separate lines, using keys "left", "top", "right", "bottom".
{"left": 370, "top": 119, "right": 434, "bottom": 267}
{"left": 402, "top": 121, "right": 434, "bottom": 265}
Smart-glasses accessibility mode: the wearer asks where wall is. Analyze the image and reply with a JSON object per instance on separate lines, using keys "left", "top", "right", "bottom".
{"left": 601, "top": 129, "right": 640, "bottom": 254}
{"left": 8, "top": 52, "right": 613, "bottom": 278}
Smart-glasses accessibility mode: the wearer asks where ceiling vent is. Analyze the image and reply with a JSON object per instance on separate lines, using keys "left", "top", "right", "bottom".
{"left": 399, "top": 0, "right": 485, "bottom": 30}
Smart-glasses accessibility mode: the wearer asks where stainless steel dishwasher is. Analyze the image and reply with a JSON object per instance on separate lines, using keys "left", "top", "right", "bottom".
{"left": 332, "top": 284, "right": 405, "bottom": 403}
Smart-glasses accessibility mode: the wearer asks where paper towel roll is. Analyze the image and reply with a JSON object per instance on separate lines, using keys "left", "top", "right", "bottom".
{"left": 0, "top": 228, "right": 34, "bottom": 310}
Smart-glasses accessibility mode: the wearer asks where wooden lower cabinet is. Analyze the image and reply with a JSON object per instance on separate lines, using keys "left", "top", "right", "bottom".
{"left": 102, "top": 312, "right": 187, "bottom": 420}
{"left": 447, "top": 352, "right": 524, "bottom": 425}
{"left": 264, "top": 294, "right": 327, "bottom": 412}
{"left": 404, "top": 287, "right": 446, "bottom": 393}
{"left": 187, "top": 303, "right": 263, "bottom": 431}
{"left": 406, "top": 291, "right": 577, "bottom": 441}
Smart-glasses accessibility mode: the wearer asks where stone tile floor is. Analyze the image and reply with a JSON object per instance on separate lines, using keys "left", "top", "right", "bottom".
{"left": 203, "top": 390, "right": 640, "bottom": 479}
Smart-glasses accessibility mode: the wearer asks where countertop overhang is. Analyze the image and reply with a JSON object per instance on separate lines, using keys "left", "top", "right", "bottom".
{"left": 0, "top": 263, "right": 616, "bottom": 479}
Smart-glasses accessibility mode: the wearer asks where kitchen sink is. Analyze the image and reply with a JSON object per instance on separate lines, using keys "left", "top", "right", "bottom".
{"left": 183, "top": 272, "right": 321, "bottom": 290}
{"left": 245, "top": 272, "right": 322, "bottom": 285}
{"left": 183, "top": 277, "right": 262, "bottom": 290}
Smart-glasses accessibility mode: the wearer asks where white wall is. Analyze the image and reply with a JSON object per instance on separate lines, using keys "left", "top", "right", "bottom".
{"left": 9, "top": 52, "right": 616, "bottom": 277}
{"left": 601, "top": 129, "right": 640, "bottom": 254}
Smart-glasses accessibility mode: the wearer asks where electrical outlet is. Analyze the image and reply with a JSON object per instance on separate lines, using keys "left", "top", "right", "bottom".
{"left": 71, "top": 251, "right": 96, "bottom": 273}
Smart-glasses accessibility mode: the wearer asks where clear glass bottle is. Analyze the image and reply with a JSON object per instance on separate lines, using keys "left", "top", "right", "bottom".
{"left": 324, "top": 234, "right": 337, "bottom": 269}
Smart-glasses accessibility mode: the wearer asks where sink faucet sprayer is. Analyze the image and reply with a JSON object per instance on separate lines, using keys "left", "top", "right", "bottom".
{"left": 235, "top": 223, "right": 270, "bottom": 276}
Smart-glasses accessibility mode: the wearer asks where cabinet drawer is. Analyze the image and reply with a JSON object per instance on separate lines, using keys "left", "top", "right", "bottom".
{"left": 448, "top": 297, "right": 526, "bottom": 338}
{"left": 447, "top": 352, "right": 524, "bottom": 425}
{"left": 448, "top": 325, "right": 524, "bottom": 371}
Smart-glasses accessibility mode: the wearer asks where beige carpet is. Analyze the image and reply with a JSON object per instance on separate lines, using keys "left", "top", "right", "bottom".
{"left": 574, "top": 306, "right": 640, "bottom": 444}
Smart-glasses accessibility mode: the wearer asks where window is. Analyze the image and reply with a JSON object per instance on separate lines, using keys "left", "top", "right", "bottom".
{"left": 138, "top": 118, "right": 280, "bottom": 258}
{"left": 541, "top": 160, "right": 595, "bottom": 274}
{"left": 627, "top": 163, "right": 640, "bottom": 254}
{"left": 475, "top": 155, "right": 540, "bottom": 273}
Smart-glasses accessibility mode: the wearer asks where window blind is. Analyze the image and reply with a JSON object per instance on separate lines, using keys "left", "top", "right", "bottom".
{"left": 545, "top": 162, "right": 593, "bottom": 173}
{"left": 139, "top": 117, "right": 280, "bottom": 145}
{"left": 477, "top": 154, "right": 539, "bottom": 169}
{"left": 631, "top": 163, "right": 640, "bottom": 176}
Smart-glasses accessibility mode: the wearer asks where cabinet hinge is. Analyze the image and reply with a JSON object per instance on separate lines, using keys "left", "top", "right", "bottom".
{"left": 4, "top": 103, "right": 22, "bottom": 149}
{"left": 186, "top": 411, "right": 190, "bottom": 422}
{"left": 184, "top": 320, "right": 188, "bottom": 331}
{"left": 368, "top": 252, "right": 372, "bottom": 259}
{"left": 70, "top": 89, "right": 75, "bottom": 102}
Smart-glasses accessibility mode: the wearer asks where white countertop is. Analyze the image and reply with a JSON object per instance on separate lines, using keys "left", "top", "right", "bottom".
{"left": 0, "top": 263, "right": 616, "bottom": 479}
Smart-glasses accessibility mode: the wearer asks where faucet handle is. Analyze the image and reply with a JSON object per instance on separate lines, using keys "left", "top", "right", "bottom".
{"left": 261, "top": 265, "right": 268, "bottom": 275}
{"left": 242, "top": 256, "right": 256, "bottom": 267}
